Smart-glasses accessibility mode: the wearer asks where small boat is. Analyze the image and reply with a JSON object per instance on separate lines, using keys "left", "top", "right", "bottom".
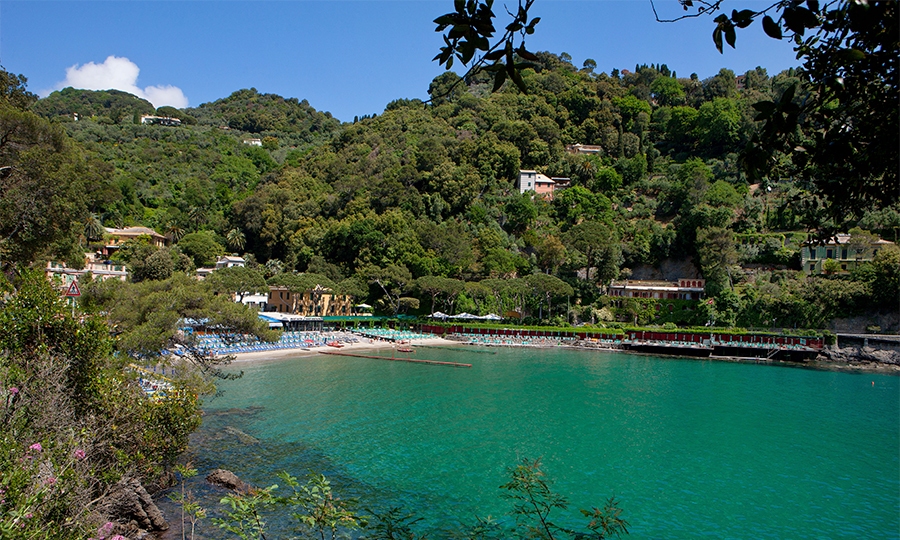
{"left": 327, "top": 341, "right": 344, "bottom": 348}
{"left": 397, "top": 346, "right": 415, "bottom": 353}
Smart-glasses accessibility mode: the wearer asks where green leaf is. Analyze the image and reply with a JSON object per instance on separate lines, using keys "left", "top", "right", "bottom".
{"left": 713, "top": 27, "right": 724, "bottom": 53}
{"left": 485, "top": 49, "right": 505, "bottom": 61}
{"left": 725, "top": 25, "right": 736, "bottom": 48}
{"left": 782, "top": 8, "right": 806, "bottom": 35}
{"left": 780, "top": 83, "right": 796, "bottom": 105}
{"left": 434, "top": 14, "right": 455, "bottom": 26}
{"left": 731, "top": 9, "right": 755, "bottom": 28}
{"left": 509, "top": 64, "right": 527, "bottom": 93}
{"left": 515, "top": 46, "right": 539, "bottom": 61}
{"left": 836, "top": 48, "right": 866, "bottom": 62}
{"left": 492, "top": 69, "right": 507, "bottom": 92}
{"left": 762, "top": 15, "right": 782, "bottom": 39}
{"left": 752, "top": 100, "right": 777, "bottom": 113}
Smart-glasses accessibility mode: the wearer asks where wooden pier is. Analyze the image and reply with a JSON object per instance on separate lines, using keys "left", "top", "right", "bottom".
{"left": 320, "top": 350, "right": 472, "bottom": 368}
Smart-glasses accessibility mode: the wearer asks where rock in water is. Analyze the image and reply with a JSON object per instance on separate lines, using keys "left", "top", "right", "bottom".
{"left": 223, "top": 425, "right": 260, "bottom": 444}
{"left": 206, "top": 468, "right": 251, "bottom": 492}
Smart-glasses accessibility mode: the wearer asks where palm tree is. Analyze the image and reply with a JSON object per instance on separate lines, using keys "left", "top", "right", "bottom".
{"left": 187, "top": 207, "right": 206, "bottom": 231}
{"left": 226, "top": 228, "right": 246, "bottom": 252}
{"left": 165, "top": 221, "right": 186, "bottom": 243}
{"left": 83, "top": 213, "right": 104, "bottom": 242}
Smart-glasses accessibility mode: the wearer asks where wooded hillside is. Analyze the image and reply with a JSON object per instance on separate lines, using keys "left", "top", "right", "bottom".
{"left": 20, "top": 53, "right": 900, "bottom": 331}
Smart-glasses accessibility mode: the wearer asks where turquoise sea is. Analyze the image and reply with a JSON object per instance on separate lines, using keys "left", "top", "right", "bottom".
{"left": 178, "top": 347, "right": 900, "bottom": 539}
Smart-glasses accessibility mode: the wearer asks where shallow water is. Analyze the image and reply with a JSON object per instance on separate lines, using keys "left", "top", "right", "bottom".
{"left": 176, "top": 347, "right": 900, "bottom": 539}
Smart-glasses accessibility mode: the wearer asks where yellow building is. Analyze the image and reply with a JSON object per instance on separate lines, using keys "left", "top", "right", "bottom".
{"left": 266, "top": 285, "right": 355, "bottom": 317}
{"left": 800, "top": 233, "right": 894, "bottom": 274}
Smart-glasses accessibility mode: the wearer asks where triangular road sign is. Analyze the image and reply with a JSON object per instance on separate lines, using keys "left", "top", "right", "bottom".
{"left": 65, "top": 281, "right": 81, "bottom": 297}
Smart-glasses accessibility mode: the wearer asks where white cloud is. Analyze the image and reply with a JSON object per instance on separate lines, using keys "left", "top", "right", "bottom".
{"left": 48, "top": 56, "right": 188, "bottom": 108}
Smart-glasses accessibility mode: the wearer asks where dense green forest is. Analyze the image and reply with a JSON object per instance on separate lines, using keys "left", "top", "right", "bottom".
{"left": 19, "top": 52, "right": 897, "bottom": 331}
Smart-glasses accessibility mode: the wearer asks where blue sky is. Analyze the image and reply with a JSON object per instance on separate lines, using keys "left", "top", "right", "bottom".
{"left": 1, "top": 1, "right": 800, "bottom": 122}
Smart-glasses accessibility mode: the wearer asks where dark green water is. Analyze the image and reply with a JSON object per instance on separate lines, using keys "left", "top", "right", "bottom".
{"left": 190, "top": 347, "right": 899, "bottom": 538}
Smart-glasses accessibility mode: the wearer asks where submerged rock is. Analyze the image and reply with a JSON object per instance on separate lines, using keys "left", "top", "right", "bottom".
{"left": 223, "top": 425, "right": 260, "bottom": 444}
{"left": 206, "top": 468, "right": 251, "bottom": 492}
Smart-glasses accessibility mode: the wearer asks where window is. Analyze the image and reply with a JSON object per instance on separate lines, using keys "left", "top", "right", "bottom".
{"left": 826, "top": 248, "right": 833, "bottom": 259}
{"left": 841, "top": 248, "right": 848, "bottom": 259}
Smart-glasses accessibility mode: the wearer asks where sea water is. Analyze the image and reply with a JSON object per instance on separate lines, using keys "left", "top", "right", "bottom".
{"left": 181, "top": 347, "right": 899, "bottom": 539}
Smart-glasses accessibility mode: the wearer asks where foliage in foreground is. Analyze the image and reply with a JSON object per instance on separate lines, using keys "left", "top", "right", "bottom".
{"left": 0, "top": 272, "right": 192, "bottom": 536}
{"left": 0, "top": 270, "right": 267, "bottom": 537}
{"left": 182, "top": 457, "right": 626, "bottom": 540}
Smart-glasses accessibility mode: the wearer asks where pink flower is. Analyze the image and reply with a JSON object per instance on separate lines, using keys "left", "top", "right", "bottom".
{"left": 110, "top": 536, "right": 127, "bottom": 540}
{"left": 45, "top": 476, "right": 57, "bottom": 486}
{"left": 24, "top": 513, "right": 32, "bottom": 519}
{"left": 28, "top": 443, "right": 42, "bottom": 452}
{"left": 99, "top": 522, "right": 115, "bottom": 536}
{"left": 73, "top": 449, "right": 86, "bottom": 460}
{"left": 8, "top": 387, "right": 18, "bottom": 395}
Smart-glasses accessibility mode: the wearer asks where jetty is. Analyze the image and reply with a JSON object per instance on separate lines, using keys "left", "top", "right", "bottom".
{"left": 320, "top": 350, "right": 472, "bottom": 368}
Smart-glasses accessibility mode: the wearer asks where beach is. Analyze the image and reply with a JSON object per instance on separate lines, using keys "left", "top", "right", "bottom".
{"left": 227, "top": 333, "right": 460, "bottom": 364}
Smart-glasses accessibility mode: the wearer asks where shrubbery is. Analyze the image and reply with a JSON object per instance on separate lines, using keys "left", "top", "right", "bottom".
{"left": 0, "top": 271, "right": 213, "bottom": 537}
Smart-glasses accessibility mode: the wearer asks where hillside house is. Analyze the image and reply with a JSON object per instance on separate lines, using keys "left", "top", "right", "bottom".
{"left": 518, "top": 170, "right": 557, "bottom": 199}
{"left": 565, "top": 144, "right": 603, "bottom": 155}
{"left": 140, "top": 115, "right": 181, "bottom": 127}
{"left": 800, "top": 233, "right": 894, "bottom": 274}
{"left": 606, "top": 279, "right": 706, "bottom": 300}
{"left": 215, "top": 256, "right": 246, "bottom": 269}
{"left": 45, "top": 256, "right": 128, "bottom": 289}
{"left": 102, "top": 227, "right": 167, "bottom": 257}
{"left": 243, "top": 138, "right": 263, "bottom": 146}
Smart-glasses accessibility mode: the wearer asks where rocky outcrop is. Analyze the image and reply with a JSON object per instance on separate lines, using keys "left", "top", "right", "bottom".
{"left": 99, "top": 477, "right": 169, "bottom": 538}
{"left": 817, "top": 345, "right": 900, "bottom": 366}
{"left": 206, "top": 468, "right": 251, "bottom": 492}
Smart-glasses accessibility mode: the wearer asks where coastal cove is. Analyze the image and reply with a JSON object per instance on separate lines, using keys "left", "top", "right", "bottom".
{"left": 173, "top": 346, "right": 900, "bottom": 539}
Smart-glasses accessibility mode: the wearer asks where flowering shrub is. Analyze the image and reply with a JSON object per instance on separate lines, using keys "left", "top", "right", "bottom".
{"left": 0, "top": 271, "right": 206, "bottom": 537}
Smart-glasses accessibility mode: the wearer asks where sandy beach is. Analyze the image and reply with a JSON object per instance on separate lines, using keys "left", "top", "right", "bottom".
{"left": 226, "top": 334, "right": 460, "bottom": 364}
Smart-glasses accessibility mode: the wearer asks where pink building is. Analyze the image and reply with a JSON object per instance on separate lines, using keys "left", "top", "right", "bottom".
{"left": 518, "top": 170, "right": 557, "bottom": 200}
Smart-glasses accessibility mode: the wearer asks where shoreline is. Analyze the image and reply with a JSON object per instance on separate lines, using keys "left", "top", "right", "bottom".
{"left": 217, "top": 333, "right": 900, "bottom": 374}
{"left": 223, "top": 335, "right": 460, "bottom": 365}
